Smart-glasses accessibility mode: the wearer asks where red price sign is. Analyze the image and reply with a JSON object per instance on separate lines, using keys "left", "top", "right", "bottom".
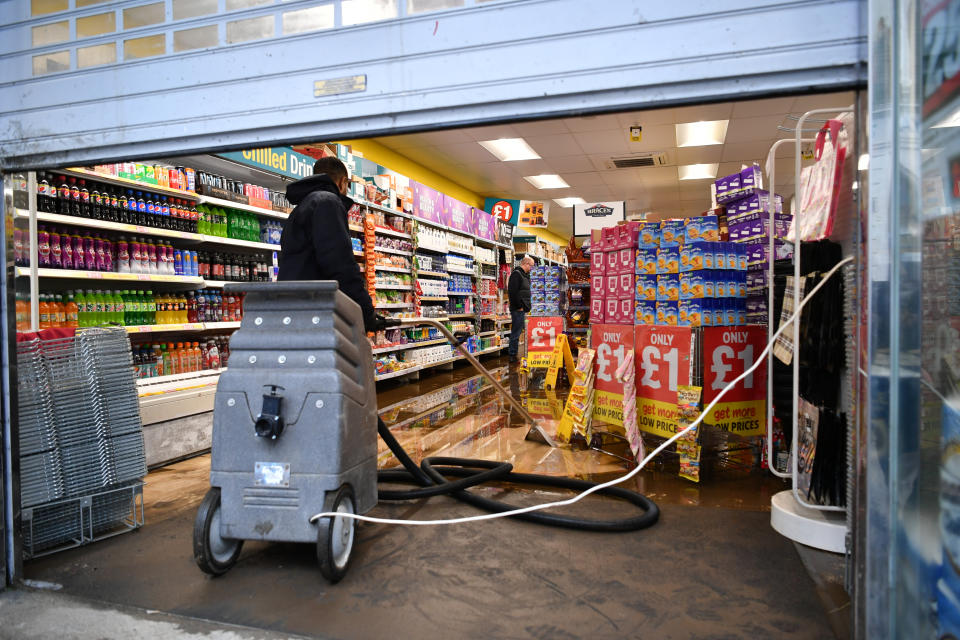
{"left": 702, "top": 326, "right": 767, "bottom": 436}
{"left": 634, "top": 325, "right": 692, "bottom": 438}
{"left": 526, "top": 316, "right": 563, "bottom": 368}
{"left": 491, "top": 200, "right": 514, "bottom": 223}
{"left": 591, "top": 324, "right": 635, "bottom": 426}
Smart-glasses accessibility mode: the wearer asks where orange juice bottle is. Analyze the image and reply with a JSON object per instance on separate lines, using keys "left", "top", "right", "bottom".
{"left": 167, "top": 342, "right": 180, "bottom": 374}
{"left": 53, "top": 294, "right": 66, "bottom": 327}
{"left": 15, "top": 293, "right": 27, "bottom": 331}
{"left": 192, "top": 342, "right": 203, "bottom": 372}
{"left": 38, "top": 294, "right": 51, "bottom": 329}
{"left": 64, "top": 291, "right": 79, "bottom": 328}
{"left": 176, "top": 342, "right": 188, "bottom": 373}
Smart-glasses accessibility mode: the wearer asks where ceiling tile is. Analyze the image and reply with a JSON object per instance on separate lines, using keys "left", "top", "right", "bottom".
{"left": 563, "top": 171, "right": 608, "bottom": 188}
{"left": 523, "top": 134, "right": 585, "bottom": 158}
{"left": 726, "top": 114, "right": 791, "bottom": 143}
{"left": 375, "top": 133, "right": 434, "bottom": 150}
{"left": 416, "top": 128, "right": 476, "bottom": 145}
{"left": 623, "top": 123, "right": 676, "bottom": 151}
{"left": 433, "top": 141, "right": 505, "bottom": 164}
{"left": 789, "top": 91, "right": 856, "bottom": 115}
{"left": 563, "top": 113, "right": 622, "bottom": 133}
{"left": 720, "top": 140, "right": 774, "bottom": 163}
{"left": 459, "top": 123, "right": 521, "bottom": 141}
{"left": 673, "top": 102, "right": 734, "bottom": 123}
{"left": 547, "top": 155, "right": 596, "bottom": 173}
{"left": 573, "top": 129, "right": 630, "bottom": 155}
{"left": 731, "top": 96, "right": 798, "bottom": 118}
{"left": 513, "top": 118, "right": 570, "bottom": 136}
{"left": 615, "top": 107, "right": 677, "bottom": 128}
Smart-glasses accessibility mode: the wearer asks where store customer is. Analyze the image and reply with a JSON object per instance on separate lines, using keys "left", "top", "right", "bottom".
{"left": 278, "top": 157, "right": 385, "bottom": 332}
{"left": 507, "top": 255, "right": 534, "bottom": 362}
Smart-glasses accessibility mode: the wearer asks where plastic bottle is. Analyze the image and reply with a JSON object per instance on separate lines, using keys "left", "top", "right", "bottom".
{"left": 116, "top": 237, "right": 130, "bottom": 273}
{"left": 37, "top": 173, "right": 51, "bottom": 213}
{"left": 94, "top": 236, "right": 106, "bottom": 272}
{"left": 145, "top": 241, "right": 157, "bottom": 274}
{"left": 56, "top": 176, "right": 70, "bottom": 215}
{"left": 38, "top": 295, "right": 50, "bottom": 329}
{"left": 192, "top": 342, "right": 203, "bottom": 372}
{"left": 205, "top": 340, "right": 220, "bottom": 370}
{"left": 176, "top": 342, "right": 189, "bottom": 374}
{"left": 37, "top": 225, "right": 51, "bottom": 268}
{"left": 90, "top": 185, "right": 101, "bottom": 219}
{"left": 78, "top": 180, "right": 91, "bottom": 217}
{"left": 83, "top": 233, "right": 96, "bottom": 272}
{"left": 186, "top": 291, "right": 197, "bottom": 323}
{"left": 68, "top": 177, "right": 81, "bottom": 216}
{"left": 49, "top": 227, "right": 62, "bottom": 269}
{"left": 60, "top": 230, "right": 73, "bottom": 270}
{"left": 161, "top": 344, "right": 172, "bottom": 376}
{"left": 144, "top": 290, "right": 155, "bottom": 325}
{"left": 109, "top": 290, "right": 122, "bottom": 325}
{"left": 74, "top": 290, "right": 86, "bottom": 327}
{"left": 53, "top": 294, "right": 66, "bottom": 327}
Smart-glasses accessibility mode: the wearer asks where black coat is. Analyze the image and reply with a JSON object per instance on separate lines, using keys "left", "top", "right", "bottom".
{"left": 278, "top": 174, "right": 376, "bottom": 330}
{"left": 508, "top": 267, "right": 531, "bottom": 312}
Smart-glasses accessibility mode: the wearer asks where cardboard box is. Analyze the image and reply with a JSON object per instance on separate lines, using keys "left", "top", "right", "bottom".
{"left": 703, "top": 275, "right": 716, "bottom": 298}
{"left": 605, "top": 274, "right": 619, "bottom": 298}
{"left": 618, "top": 272, "right": 636, "bottom": 298}
{"left": 657, "top": 246, "right": 680, "bottom": 274}
{"left": 636, "top": 274, "right": 657, "bottom": 300}
{"left": 740, "top": 164, "right": 762, "bottom": 193}
{"left": 659, "top": 220, "right": 685, "bottom": 247}
{"left": 702, "top": 243, "right": 716, "bottom": 270}
{"left": 714, "top": 172, "right": 741, "bottom": 203}
{"left": 602, "top": 226, "right": 618, "bottom": 248}
{"left": 605, "top": 297, "right": 619, "bottom": 321}
{"left": 656, "top": 301, "right": 679, "bottom": 326}
{"left": 618, "top": 247, "right": 634, "bottom": 272}
{"left": 714, "top": 242, "right": 729, "bottom": 270}
{"left": 618, "top": 297, "right": 636, "bottom": 324}
{"left": 657, "top": 274, "right": 680, "bottom": 301}
{"left": 680, "top": 271, "right": 705, "bottom": 299}
{"left": 616, "top": 223, "right": 640, "bottom": 249}
{"left": 636, "top": 248, "right": 658, "bottom": 275}
{"left": 590, "top": 274, "right": 605, "bottom": 299}
{"left": 591, "top": 250, "right": 606, "bottom": 273}
{"left": 590, "top": 298, "right": 605, "bottom": 324}
{"left": 638, "top": 223, "right": 659, "bottom": 248}
{"left": 701, "top": 299, "right": 714, "bottom": 327}
{"left": 683, "top": 215, "right": 719, "bottom": 244}
{"left": 591, "top": 228, "right": 605, "bottom": 252}
{"left": 605, "top": 250, "right": 619, "bottom": 273}
{"left": 636, "top": 300, "right": 656, "bottom": 325}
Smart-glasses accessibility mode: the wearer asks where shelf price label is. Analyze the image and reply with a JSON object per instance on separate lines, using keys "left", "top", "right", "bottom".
{"left": 591, "top": 324, "right": 635, "bottom": 426}
{"left": 634, "top": 325, "right": 692, "bottom": 438}
{"left": 526, "top": 316, "right": 563, "bottom": 369}
{"left": 702, "top": 326, "right": 767, "bottom": 436}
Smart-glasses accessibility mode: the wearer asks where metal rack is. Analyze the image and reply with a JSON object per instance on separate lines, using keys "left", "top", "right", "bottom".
{"left": 17, "top": 326, "right": 146, "bottom": 557}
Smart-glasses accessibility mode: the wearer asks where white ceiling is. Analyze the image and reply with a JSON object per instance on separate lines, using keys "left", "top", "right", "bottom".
{"left": 372, "top": 91, "right": 856, "bottom": 239}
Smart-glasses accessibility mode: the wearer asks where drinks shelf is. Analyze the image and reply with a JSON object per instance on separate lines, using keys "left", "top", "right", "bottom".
{"left": 16, "top": 267, "right": 205, "bottom": 285}
{"left": 374, "top": 227, "right": 412, "bottom": 240}
{"left": 125, "top": 321, "right": 241, "bottom": 334}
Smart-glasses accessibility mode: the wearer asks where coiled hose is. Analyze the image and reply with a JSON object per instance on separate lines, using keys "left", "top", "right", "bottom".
{"left": 376, "top": 418, "right": 660, "bottom": 532}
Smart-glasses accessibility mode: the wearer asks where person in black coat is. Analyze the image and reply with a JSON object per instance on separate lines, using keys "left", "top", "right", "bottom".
{"left": 278, "top": 156, "right": 383, "bottom": 332}
{"left": 507, "top": 255, "right": 534, "bottom": 361}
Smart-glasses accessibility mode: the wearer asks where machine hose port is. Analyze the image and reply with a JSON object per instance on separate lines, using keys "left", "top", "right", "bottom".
{"left": 255, "top": 386, "right": 285, "bottom": 440}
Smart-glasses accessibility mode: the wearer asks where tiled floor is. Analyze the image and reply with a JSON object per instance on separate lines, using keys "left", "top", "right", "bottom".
{"left": 23, "top": 356, "right": 844, "bottom": 639}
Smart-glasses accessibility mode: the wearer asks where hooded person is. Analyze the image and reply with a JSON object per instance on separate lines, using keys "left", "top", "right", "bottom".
{"left": 278, "top": 156, "right": 385, "bottom": 332}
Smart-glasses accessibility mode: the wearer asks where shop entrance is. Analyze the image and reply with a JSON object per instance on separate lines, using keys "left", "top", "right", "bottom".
{"left": 7, "top": 90, "right": 859, "bottom": 639}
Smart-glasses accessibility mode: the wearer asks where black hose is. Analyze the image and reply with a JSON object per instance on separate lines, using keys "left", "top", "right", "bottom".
{"left": 377, "top": 418, "right": 660, "bottom": 532}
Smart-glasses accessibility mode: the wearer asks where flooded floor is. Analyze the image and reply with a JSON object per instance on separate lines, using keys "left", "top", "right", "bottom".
{"left": 23, "top": 356, "right": 843, "bottom": 639}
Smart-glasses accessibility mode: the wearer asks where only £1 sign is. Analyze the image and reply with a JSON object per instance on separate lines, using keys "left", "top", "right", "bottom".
{"left": 702, "top": 326, "right": 767, "bottom": 436}
{"left": 591, "top": 324, "right": 635, "bottom": 427}
{"left": 526, "top": 316, "right": 563, "bottom": 369}
{"left": 634, "top": 325, "right": 693, "bottom": 439}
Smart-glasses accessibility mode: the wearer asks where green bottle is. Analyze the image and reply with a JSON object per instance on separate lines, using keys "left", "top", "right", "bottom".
{"left": 75, "top": 290, "right": 88, "bottom": 328}
{"left": 111, "top": 290, "right": 124, "bottom": 325}
{"left": 94, "top": 290, "right": 106, "bottom": 326}
{"left": 120, "top": 290, "right": 130, "bottom": 325}
{"left": 160, "top": 343, "right": 172, "bottom": 375}
{"left": 145, "top": 290, "right": 156, "bottom": 325}
{"left": 134, "top": 290, "right": 145, "bottom": 326}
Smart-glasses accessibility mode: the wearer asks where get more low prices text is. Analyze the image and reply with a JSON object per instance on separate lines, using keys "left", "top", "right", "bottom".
{"left": 702, "top": 326, "right": 767, "bottom": 436}
{"left": 634, "top": 325, "right": 693, "bottom": 439}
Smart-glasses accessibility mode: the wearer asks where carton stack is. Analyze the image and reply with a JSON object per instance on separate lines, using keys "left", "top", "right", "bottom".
{"left": 634, "top": 215, "right": 753, "bottom": 327}
{"left": 530, "top": 265, "right": 566, "bottom": 316}
{"left": 588, "top": 223, "right": 641, "bottom": 325}
{"left": 714, "top": 165, "right": 794, "bottom": 325}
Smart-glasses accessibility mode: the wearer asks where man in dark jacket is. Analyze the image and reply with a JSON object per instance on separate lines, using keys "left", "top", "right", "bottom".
{"left": 279, "top": 157, "right": 381, "bottom": 331}
{"left": 507, "top": 255, "right": 534, "bottom": 361}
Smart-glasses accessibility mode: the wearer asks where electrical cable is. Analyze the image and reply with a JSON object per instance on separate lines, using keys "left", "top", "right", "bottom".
{"left": 309, "top": 256, "right": 854, "bottom": 528}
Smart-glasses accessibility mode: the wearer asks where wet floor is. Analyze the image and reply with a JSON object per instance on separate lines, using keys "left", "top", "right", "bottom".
{"left": 23, "top": 356, "right": 841, "bottom": 639}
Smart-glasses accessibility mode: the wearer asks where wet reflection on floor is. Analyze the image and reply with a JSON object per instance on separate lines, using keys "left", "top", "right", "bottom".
{"left": 376, "top": 357, "right": 787, "bottom": 511}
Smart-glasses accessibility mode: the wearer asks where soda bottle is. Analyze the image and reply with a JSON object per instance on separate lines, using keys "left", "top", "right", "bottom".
{"left": 176, "top": 342, "right": 188, "bottom": 374}
{"left": 90, "top": 185, "right": 101, "bottom": 219}
{"left": 144, "top": 290, "right": 156, "bottom": 325}
{"left": 129, "top": 290, "right": 142, "bottom": 326}
{"left": 60, "top": 230, "right": 73, "bottom": 270}
{"left": 205, "top": 340, "right": 220, "bottom": 370}
{"left": 64, "top": 291, "right": 79, "bottom": 328}
{"left": 37, "top": 225, "right": 51, "bottom": 268}
{"left": 15, "top": 293, "right": 24, "bottom": 331}
{"left": 108, "top": 188, "right": 120, "bottom": 223}
{"left": 165, "top": 244, "right": 176, "bottom": 275}
{"left": 94, "top": 290, "right": 107, "bottom": 325}
{"left": 74, "top": 290, "right": 87, "bottom": 327}
{"left": 83, "top": 234, "right": 96, "bottom": 272}
{"left": 116, "top": 237, "right": 130, "bottom": 273}
{"left": 37, "top": 173, "right": 51, "bottom": 213}
{"left": 57, "top": 176, "right": 71, "bottom": 215}
{"left": 13, "top": 227, "right": 23, "bottom": 267}
{"left": 192, "top": 342, "right": 203, "bottom": 372}
{"left": 69, "top": 177, "right": 81, "bottom": 216}
{"left": 38, "top": 295, "right": 51, "bottom": 329}
{"left": 160, "top": 196, "right": 171, "bottom": 228}
{"left": 110, "top": 290, "right": 122, "bottom": 325}
{"left": 179, "top": 293, "right": 188, "bottom": 323}
{"left": 188, "top": 202, "right": 199, "bottom": 234}
{"left": 161, "top": 343, "right": 173, "bottom": 376}
{"left": 78, "top": 180, "right": 91, "bottom": 217}
{"left": 49, "top": 227, "right": 62, "bottom": 269}
{"left": 186, "top": 291, "right": 197, "bottom": 323}
{"left": 95, "top": 236, "right": 106, "bottom": 271}
{"left": 53, "top": 294, "right": 66, "bottom": 327}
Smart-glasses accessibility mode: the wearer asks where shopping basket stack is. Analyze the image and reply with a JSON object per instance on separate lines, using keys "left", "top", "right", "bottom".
{"left": 17, "top": 327, "right": 146, "bottom": 557}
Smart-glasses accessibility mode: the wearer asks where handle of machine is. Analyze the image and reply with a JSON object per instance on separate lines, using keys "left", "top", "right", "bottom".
{"left": 395, "top": 317, "right": 540, "bottom": 429}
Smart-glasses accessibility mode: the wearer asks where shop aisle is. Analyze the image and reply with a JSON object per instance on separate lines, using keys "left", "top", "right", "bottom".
{"left": 23, "top": 360, "right": 838, "bottom": 640}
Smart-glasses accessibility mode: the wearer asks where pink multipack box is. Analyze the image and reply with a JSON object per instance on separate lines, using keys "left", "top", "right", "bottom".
{"left": 602, "top": 226, "right": 618, "bottom": 248}
{"left": 605, "top": 250, "right": 619, "bottom": 273}
{"left": 618, "top": 297, "right": 636, "bottom": 324}
{"left": 618, "top": 272, "right": 636, "bottom": 298}
{"left": 591, "top": 250, "right": 606, "bottom": 273}
{"left": 591, "top": 228, "right": 605, "bottom": 253}
{"left": 605, "top": 297, "right": 619, "bottom": 321}
{"left": 616, "top": 223, "right": 640, "bottom": 249}
{"left": 590, "top": 275, "right": 605, "bottom": 298}
{"left": 617, "top": 247, "right": 634, "bottom": 272}
{"left": 605, "top": 274, "right": 619, "bottom": 297}
{"left": 590, "top": 298, "right": 605, "bottom": 324}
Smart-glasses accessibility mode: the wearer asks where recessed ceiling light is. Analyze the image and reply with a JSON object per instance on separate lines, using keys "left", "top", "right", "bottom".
{"left": 675, "top": 120, "right": 729, "bottom": 147}
{"left": 553, "top": 197, "right": 586, "bottom": 208}
{"left": 677, "top": 163, "right": 719, "bottom": 180}
{"left": 523, "top": 174, "right": 570, "bottom": 189}
{"left": 478, "top": 138, "right": 541, "bottom": 161}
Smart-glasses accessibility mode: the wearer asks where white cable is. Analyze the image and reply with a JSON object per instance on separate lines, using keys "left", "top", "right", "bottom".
{"left": 310, "top": 256, "right": 854, "bottom": 526}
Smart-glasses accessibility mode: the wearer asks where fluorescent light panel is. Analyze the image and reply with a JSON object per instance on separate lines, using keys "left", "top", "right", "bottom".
{"left": 675, "top": 120, "right": 729, "bottom": 147}
{"left": 553, "top": 197, "right": 586, "bottom": 207}
{"left": 478, "top": 138, "right": 541, "bottom": 161}
{"left": 523, "top": 174, "right": 569, "bottom": 189}
{"left": 677, "top": 163, "right": 719, "bottom": 180}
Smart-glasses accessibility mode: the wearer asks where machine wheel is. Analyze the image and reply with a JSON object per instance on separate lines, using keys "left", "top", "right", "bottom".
{"left": 193, "top": 487, "right": 243, "bottom": 576}
{"left": 316, "top": 485, "right": 356, "bottom": 583}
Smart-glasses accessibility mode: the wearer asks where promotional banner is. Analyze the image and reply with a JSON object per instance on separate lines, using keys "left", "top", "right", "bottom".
{"left": 591, "top": 324, "right": 636, "bottom": 426}
{"left": 412, "top": 181, "right": 444, "bottom": 225}
{"left": 526, "top": 316, "right": 564, "bottom": 369}
{"left": 573, "top": 201, "right": 626, "bottom": 237}
{"left": 634, "top": 325, "right": 693, "bottom": 438}
{"left": 444, "top": 195, "right": 472, "bottom": 233}
{"left": 473, "top": 207, "right": 498, "bottom": 241}
{"left": 519, "top": 200, "right": 550, "bottom": 227}
{"left": 702, "top": 326, "right": 767, "bottom": 436}
{"left": 484, "top": 197, "right": 520, "bottom": 226}
{"left": 496, "top": 219, "right": 514, "bottom": 245}
{"left": 218, "top": 146, "right": 317, "bottom": 181}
